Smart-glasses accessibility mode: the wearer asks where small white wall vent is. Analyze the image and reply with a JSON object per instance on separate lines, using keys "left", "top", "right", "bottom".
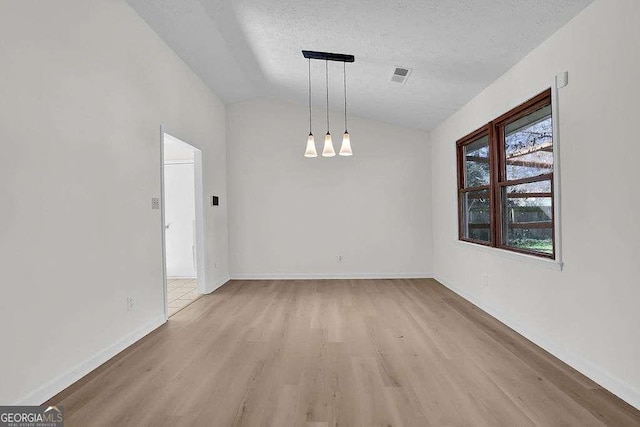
{"left": 389, "top": 66, "right": 412, "bottom": 84}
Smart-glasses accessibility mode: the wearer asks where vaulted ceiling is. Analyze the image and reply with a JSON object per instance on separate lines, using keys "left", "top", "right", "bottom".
{"left": 127, "top": 0, "right": 593, "bottom": 131}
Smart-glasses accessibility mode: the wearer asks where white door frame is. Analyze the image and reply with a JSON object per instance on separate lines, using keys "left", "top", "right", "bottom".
{"left": 160, "top": 128, "right": 207, "bottom": 320}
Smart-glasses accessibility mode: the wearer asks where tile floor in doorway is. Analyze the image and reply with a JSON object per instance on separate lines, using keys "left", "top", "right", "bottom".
{"left": 167, "top": 278, "right": 200, "bottom": 317}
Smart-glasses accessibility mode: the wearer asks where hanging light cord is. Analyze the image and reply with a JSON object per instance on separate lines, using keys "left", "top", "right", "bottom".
{"left": 308, "top": 58, "right": 312, "bottom": 134}
{"left": 326, "top": 60, "right": 330, "bottom": 133}
{"left": 343, "top": 62, "right": 348, "bottom": 133}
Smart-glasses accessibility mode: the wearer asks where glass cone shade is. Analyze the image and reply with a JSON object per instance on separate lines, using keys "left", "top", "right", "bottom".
{"left": 339, "top": 132, "right": 352, "bottom": 156}
{"left": 322, "top": 133, "right": 336, "bottom": 157}
{"left": 304, "top": 133, "right": 317, "bottom": 157}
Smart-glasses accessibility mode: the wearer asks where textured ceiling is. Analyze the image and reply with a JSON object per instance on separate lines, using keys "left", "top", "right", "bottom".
{"left": 127, "top": 0, "right": 593, "bottom": 131}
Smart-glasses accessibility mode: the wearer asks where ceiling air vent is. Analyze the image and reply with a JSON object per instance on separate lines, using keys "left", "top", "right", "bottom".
{"left": 389, "top": 66, "right": 412, "bottom": 84}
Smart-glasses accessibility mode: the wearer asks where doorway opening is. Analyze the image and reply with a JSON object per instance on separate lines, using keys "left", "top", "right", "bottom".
{"left": 161, "top": 132, "right": 207, "bottom": 318}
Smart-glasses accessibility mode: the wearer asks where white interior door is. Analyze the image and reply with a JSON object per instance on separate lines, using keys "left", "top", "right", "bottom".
{"left": 164, "top": 162, "right": 197, "bottom": 278}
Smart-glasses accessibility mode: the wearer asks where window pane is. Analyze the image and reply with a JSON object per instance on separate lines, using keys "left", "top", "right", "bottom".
{"left": 464, "top": 135, "right": 490, "bottom": 187}
{"left": 504, "top": 105, "right": 553, "bottom": 181}
{"left": 462, "top": 189, "right": 491, "bottom": 242}
{"left": 502, "top": 181, "right": 553, "bottom": 255}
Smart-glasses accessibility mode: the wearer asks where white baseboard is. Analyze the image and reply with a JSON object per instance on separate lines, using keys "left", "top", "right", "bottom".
{"left": 230, "top": 272, "right": 433, "bottom": 280}
{"left": 13, "top": 314, "right": 166, "bottom": 406}
{"left": 435, "top": 276, "right": 640, "bottom": 411}
{"left": 206, "top": 276, "right": 231, "bottom": 293}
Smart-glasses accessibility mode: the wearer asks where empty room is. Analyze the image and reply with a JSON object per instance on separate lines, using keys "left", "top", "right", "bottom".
{"left": 1, "top": 0, "right": 639, "bottom": 426}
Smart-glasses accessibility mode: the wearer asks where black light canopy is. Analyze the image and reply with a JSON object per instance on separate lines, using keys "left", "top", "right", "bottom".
{"left": 302, "top": 50, "right": 355, "bottom": 63}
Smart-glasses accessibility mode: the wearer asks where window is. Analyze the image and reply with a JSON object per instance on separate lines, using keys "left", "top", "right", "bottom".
{"left": 457, "top": 89, "right": 555, "bottom": 258}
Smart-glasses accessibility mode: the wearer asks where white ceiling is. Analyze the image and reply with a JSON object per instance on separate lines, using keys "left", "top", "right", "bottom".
{"left": 128, "top": 0, "right": 593, "bottom": 131}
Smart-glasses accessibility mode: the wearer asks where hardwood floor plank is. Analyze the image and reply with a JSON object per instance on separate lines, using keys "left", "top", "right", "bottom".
{"left": 45, "top": 279, "right": 640, "bottom": 426}
{"left": 442, "top": 292, "right": 640, "bottom": 426}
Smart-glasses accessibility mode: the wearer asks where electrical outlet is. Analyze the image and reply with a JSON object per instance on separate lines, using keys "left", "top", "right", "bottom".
{"left": 127, "top": 297, "right": 136, "bottom": 311}
{"left": 482, "top": 274, "right": 489, "bottom": 288}
{"left": 151, "top": 198, "right": 160, "bottom": 210}
{"left": 337, "top": 255, "right": 343, "bottom": 263}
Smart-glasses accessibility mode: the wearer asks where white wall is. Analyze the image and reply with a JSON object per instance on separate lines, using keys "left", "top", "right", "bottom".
{"left": 430, "top": 0, "right": 640, "bottom": 409}
{"left": 0, "top": 0, "right": 230, "bottom": 404}
{"left": 164, "top": 162, "right": 197, "bottom": 278}
{"left": 227, "top": 98, "right": 432, "bottom": 279}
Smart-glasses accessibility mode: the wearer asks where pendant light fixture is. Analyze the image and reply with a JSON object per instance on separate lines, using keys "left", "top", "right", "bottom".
{"left": 322, "top": 59, "right": 336, "bottom": 157}
{"left": 301, "top": 50, "right": 354, "bottom": 158}
{"left": 304, "top": 58, "right": 317, "bottom": 157}
{"left": 339, "top": 61, "right": 352, "bottom": 156}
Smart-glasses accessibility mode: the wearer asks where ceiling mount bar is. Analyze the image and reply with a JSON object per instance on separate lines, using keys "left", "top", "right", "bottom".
{"left": 302, "top": 50, "right": 355, "bottom": 63}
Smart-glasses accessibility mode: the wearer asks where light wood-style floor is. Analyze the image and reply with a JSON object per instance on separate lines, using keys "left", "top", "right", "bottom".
{"left": 48, "top": 279, "right": 640, "bottom": 426}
